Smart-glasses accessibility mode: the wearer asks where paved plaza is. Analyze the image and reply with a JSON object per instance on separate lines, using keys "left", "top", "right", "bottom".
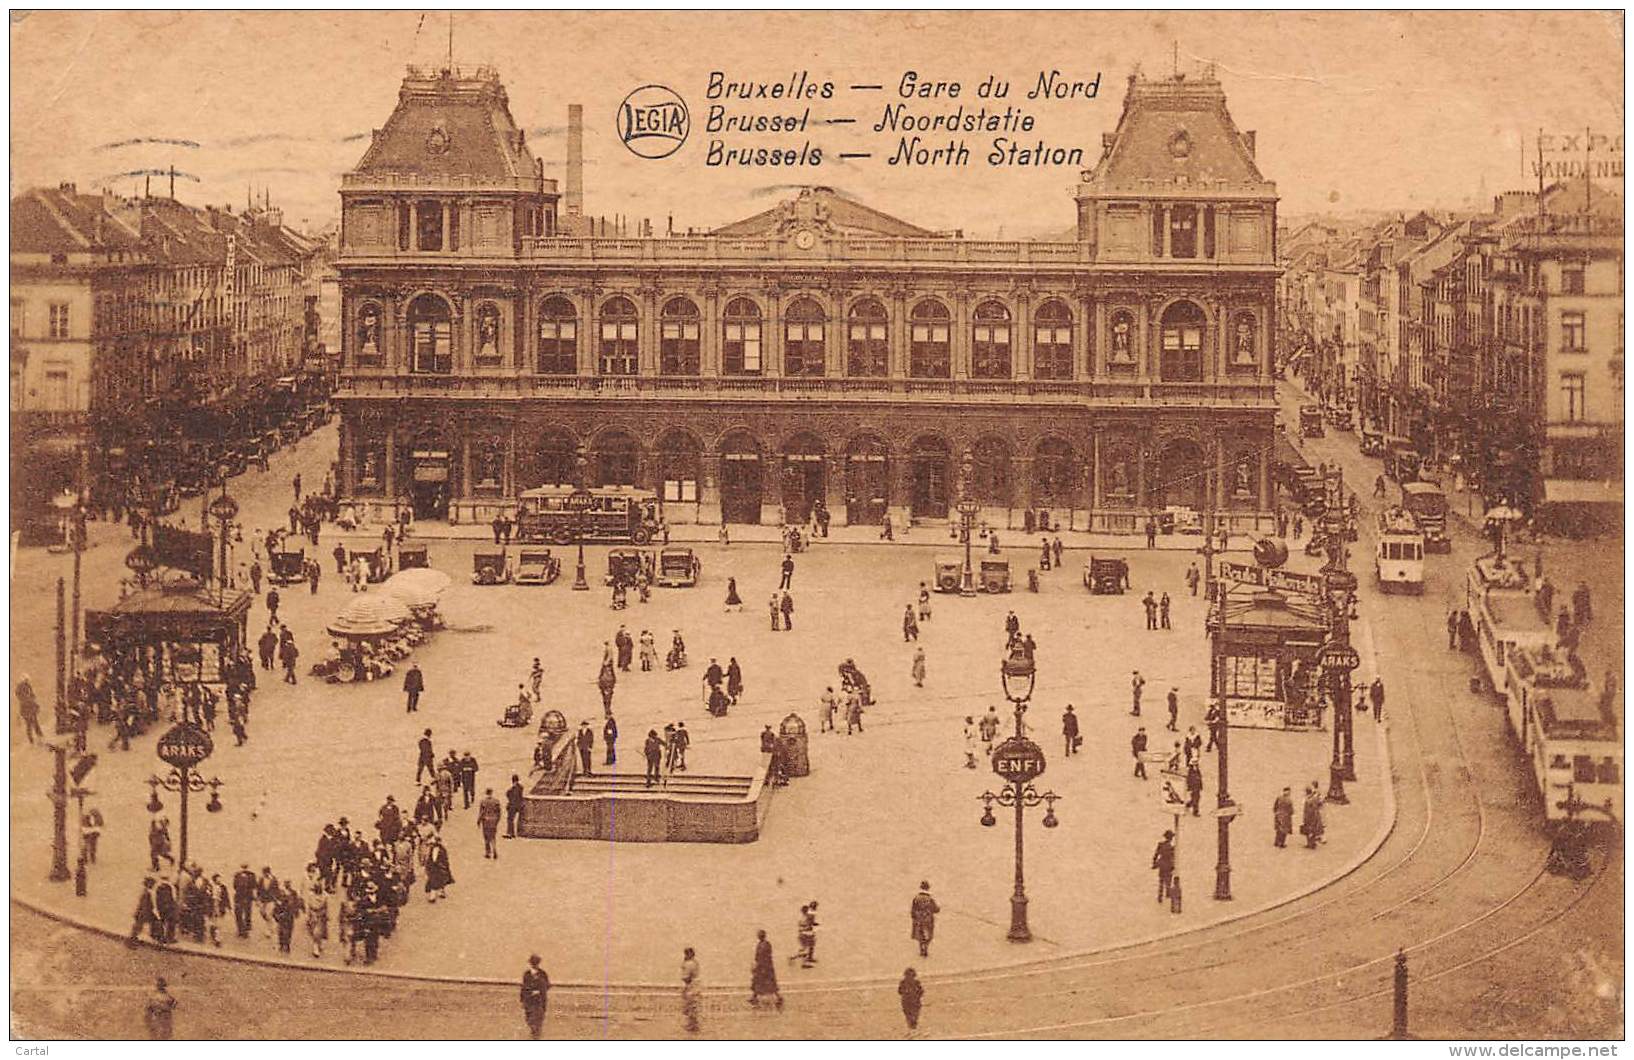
{"left": 10, "top": 425, "right": 1393, "bottom": 987}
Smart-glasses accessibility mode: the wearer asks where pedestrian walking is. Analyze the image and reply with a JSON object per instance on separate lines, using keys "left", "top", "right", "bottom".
{"left": 725, "top": 576, "right": 743, "bottom": 611}
{"left": 278, "top": 635, "right": 300, "bottom": 685}
{"left": 459, "top": 750, "right": 479, "bottom": 808}
{"left": 1185, "top": 762, "right": 1204, "bottom": 816}
{"left": 249, "top": 561, "right": 263, "bottom": 594}
{"left": 979, "top": 705, "right": 1000, "bottom": 753}
{"left": 615, "top": 626, "right": 634, "bottom": 672}
{"left": 598, "top": 657, "right": 616, "bottom": 715}
{"left": 1039, "top": 536, "right": 1052, "bottom": 571}
{"left": 520, "top": 955, "right": 550, "bottom": 1039}
{"left": 305, "top": 882, "right": 328, "bottom": 958}
{"left": 903, "top": 605, "right": 919, "bottom": 642}
{"left": 1167, "top": 687, "right": 1180, "bottom": 732}
{"left": 266, "top": 587, "right": 281, "bottom": 622}
{"left": 845, "top": 691, "right": 865, "bottom": 735}
{"left": 307, "top": 559, "right": 320, "bottom": 594}
{"left": 416, "top": 729, "right": 435, "bottom": 784}
{"left": 1143, "top": 591, "right": 1158, "bottom": 630}
{"left": 910, "top": 881, "right": 939, "bottom": 957}
{"left": 964, "top": 716, "right": 980, "bottom": 769}
{"left": 1053, "top": 535, "right": 1064, "bottom": 568}
{"left": 680, "top": 948, "right": 702, "bottom": 1034}
{"left": 725, "top": 658, "right": 744, "bottom": 705}
{"left": 898, "top": 968, "right": 924, "bottom": 1034}
{"left": 780, "top": 591, "right": 794, "bottom": 630}
{"left": 794, "top": 902, "right": 819, "bottom": 967}
{"left": 917, "top": 582, "right": 931, "bottom": 622}
{"left": 1369, "top": 677, "right": 1385, "bottom": 723}
{"left": 143, "top": 977, "right": 177, "bottom": 1040}
{"left": 423, "top": 835, "right": 453, "bottom": 902}
{"left": 911, "top": 646, "right": 926, "bottom": 688}
{"left": 820, "top": 687, "right": 838, "bottom": 733}
{"left": 748, "top": 929, "right": 784, "bottom": 1009}
{"left": 1573, "top": 580, "right": 1593, "bottom": 625}
{"left": 1301, "top": 784, "right": 1325, "bottom": 848}
{"left": 403, "top": 662, "right": 424, "bottom": 713}
{"left": 1130, "top": 670, "right": 1145, "bottom": 715}
{"left": 505, "top": 774, "right": 524, "bottom": 838}
{"left": 603, "top": 715, "right": 619, "bottom": 765}
{"left": 780, "top": 553, "right": 795, "bottom": 589}
{"left": 1145, "top": 517, "right": 1157, "bottom": 548}
{"left": 478, "top": 788, "right": 502, "bottom": 859}
{"left": 1152, "top": 830, "right": 1176, "bottom": 901}
{"left": 1273, "top": 787, "right": 1294, "bottom": 848}
{"left": 1168, "top": 873, "right": 1184, "bottom": 914}
{"left": 16, "top": 674, "right": 44, "bottom": 743}
{"left": 1160, "top": 591, "right": 1172, "bottom": 629}
{"left": 1062, "top": 705, "right": 1080, "bottom": 756}
{"left": 1132, "top": 727, "right": 1149, "bottom": 779}
{"left": 1187, "top": 563, "right": 1200, "bottom": 596}
{"left": 769, "top": 593, "right": 782, "bottom": 631}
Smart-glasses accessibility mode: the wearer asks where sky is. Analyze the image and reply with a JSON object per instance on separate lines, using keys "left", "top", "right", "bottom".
{"left": 9, "top": 10, "right": 1625, "bottom": 237}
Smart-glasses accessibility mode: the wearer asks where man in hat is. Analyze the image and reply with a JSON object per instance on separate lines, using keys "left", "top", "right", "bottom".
{"left": 1273, "top": 787, "right": 1295, "bottom": 848}
{"left": 403, "top": 663, "right": 424, "bottom": 713}
{"left": 1152, "top": 830, "right": 1177, "bottom": 901}
{"left": 1062, "top": 705, "right": 1080, "bottom": 756}
{"left": 416, "top": 729, "right": 435, "bottom": 784}
{"left": 477, "top": 788, "right": 502, "bottom": 859}
{"left": 505, "top": 774, "right": 525, "bottom": 839}
{"left": 520, "top": 954, "right": 550, "bottom": 1039}
{"left": 910, "top": 881, "right": 939, "bottom": 957}
{"left": 576, "top": 722, "right": 595, "bottom": 776}
{"left": 144, "top": 977, "right": 177, "bottom": 1040}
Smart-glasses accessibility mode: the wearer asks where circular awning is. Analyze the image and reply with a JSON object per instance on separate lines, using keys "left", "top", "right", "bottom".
{"left": 383, "top": 567, "right": 451, "bottom": 607}
{"left": 326, "top": 594, "right": 412, "bottom": 638}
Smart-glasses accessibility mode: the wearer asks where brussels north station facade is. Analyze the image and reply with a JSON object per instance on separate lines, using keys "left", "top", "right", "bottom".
{"left": 333, "top": 66, "right": 1280, "bottom": 535}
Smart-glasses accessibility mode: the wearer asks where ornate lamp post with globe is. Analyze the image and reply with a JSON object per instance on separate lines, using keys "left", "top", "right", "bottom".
{"left": 977, "top": 641, "right": 1061, "bottom": 942}
{"left": 956, "top": 449, "right": 980, "bottom": 596}
{"left": 147, "top": 721, "right": 224, "bottom": 869}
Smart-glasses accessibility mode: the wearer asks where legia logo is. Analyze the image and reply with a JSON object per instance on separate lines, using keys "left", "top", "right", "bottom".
{"left": 618, "top": 85, "right": 689, "bottom": 159}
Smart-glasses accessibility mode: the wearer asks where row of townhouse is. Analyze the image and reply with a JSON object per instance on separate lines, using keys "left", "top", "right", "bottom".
{"left": 10, "top": 183, "right": 326, "bottom": 536}
{"left": 1279, "top": 177, "right": 1622, "bottom": 532}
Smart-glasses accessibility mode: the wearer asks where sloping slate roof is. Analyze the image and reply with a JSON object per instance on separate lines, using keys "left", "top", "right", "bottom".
{"left": 1095, "top": 75, "right": 1266, "bottom": 187}
{"left": 10, "top": 187, "right": 143, "bottom": 254}
{"left": 352, "top": 73, "right": 534, "bottom": 180}
{"left": 711, "top": 187, "right": 937, "bottom": 238}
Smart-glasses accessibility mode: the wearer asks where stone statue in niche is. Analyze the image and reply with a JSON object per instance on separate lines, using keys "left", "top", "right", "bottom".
{"left": 1110, "top": 314, "right": 1135, "bottom": 364}
{"left": 360, "top": 450, "right": 380, "bottom": 484}
{"left": 359, "top": 306, "right": 380, "bottom": 356}
{"left": 1233, "top": 317, "right": 1256, "bottom": 365}
{"left": 1234, "top": 459, "right": 1253, "bottom": 496}
{"left": 477, "top": 305, "right": 500, "bottom": 360}
{"left": 1108, "top": 457, "right": 1131, "bottom": 496}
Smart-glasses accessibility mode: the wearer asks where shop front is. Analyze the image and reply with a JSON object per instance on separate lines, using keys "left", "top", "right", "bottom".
{"left": 1210, "top": 566, "right": 1329, "bottom": 731}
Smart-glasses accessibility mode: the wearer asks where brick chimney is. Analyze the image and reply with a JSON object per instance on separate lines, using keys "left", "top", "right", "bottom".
{"left": 566, "top": 104, "right": 584, "bottom": 220}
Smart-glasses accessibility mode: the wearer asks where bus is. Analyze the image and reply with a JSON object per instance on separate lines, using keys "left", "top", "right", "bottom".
{"left": 514, "top": 486, "right": 663, "bottom": 546}
{"left": 1401, "top": 481, "right": 1449, "bottom": 552}
{"left": 1373, "top": 507, "right": 1424, "bottom": 593}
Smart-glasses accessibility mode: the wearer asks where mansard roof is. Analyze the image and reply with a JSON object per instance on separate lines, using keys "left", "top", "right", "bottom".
{"left": 711, "top": 186, "right": 939, "bottom": 238}
{"left": 350, "top": 66, "right": 538, "bottom": 183}
{"left": 1082, "top": 69, "right": 1274, "bottom": 197}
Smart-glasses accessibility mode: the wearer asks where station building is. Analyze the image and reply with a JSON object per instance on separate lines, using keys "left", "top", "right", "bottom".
{"left": 334, "top": 65, "right": 1281, "bottom": 533}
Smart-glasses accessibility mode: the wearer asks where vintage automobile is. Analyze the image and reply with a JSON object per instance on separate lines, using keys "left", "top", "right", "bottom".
{"left": 279, "top": 419, "right": 303, "bottom": 445}
{"left": 242, "top": 437, "right": 271, "bottom": 474}
{"left": 218, "top": 447, "right": 248, "bottom": 478}
{"left": 472, "top": 550, "right": 512, "bottom": 585}
{"left": 979, "top": 557, "right": 1012, "bottom": 593}
{"left": 933, "top": 558, "right": 963, "bottom": 593}
{"left": 347, "top": 547, "right": 390, "bottom": 583}
{"left": 1384, "top": 441, "right": 1422, "bottom": 482}
{"left": 1299, "top": 405, "right": 1326, "bottom": 438}
{"left": 268, "top": 548, "right": 307, "bottom": 586}
{"left": 397, "top": 543, "right": 429, "bottom": 570}
{"left": 515, "top": 549, "right": 563, "bottom": 586}
{"left": 1084, "top": 555, "right": 1131, "bottom": 595}
{"left": 605, "top": 547, "right": 652, "bottom": 586}
{"left": 655, "top": 546, "right": 700, "bottom": 588}
{"left": 1359, "top": 429, "right": 1386, "bottom": 457}
{"left": 1327, "top": 406, "right": 1354, "bottom": 431}
{"left": 498, "top": 695, "right": 534, "bottom": 728}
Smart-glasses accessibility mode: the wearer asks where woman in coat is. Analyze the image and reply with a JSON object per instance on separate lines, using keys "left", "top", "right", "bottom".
{"left": 424, "top": 837, "right": 454, "bottom": 902}
{"left": 748, "top": 929, "right": 782, "bottom": 1009}
{"left": 726, "top": 658, "right": 744, "bottom": 705}
{"left": 1300, "top": 784, "right": 1325, "bottom": 848}
{"left": 911, "top": 647, "right": 927, "bottom": 688}
{"left": 898, "top": 968, "right": 924, "bottom": 1032}
{"left": 724, "top": 577, "right": 742, "bottom": 612}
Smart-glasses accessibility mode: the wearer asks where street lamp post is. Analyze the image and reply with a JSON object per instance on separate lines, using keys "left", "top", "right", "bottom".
{"left": 977, "top": 643, "right": 1061, "bottom": 943}
{"left": 149, "top": 722, "right": 223, "bottom": 869}
{"left": 207, "top": 485, "right": 240, "bottom": 605}
{"left": 571, "top": 449, "right": 590, "bottom": 591}
{"left": 957, "top": 450, "right": 979, "bottom": 597}
{"left": 1322, "top": 540, "right": 1360, "bottom": 803}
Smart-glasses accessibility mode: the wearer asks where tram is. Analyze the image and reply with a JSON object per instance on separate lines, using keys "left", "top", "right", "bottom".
{"left": 1465, "top": 555, "right": 1553, "bottom": 700}
{"left": 1401, "top": 481, "right": 1450, "bottom": 552}
{"left": 514, "top": 486, "right": 663, "bottom": 546}
{"left": 1373, "top": 507, "right": 1424, "bottom": 593}
{"left": 1503, "top": 644, "right": 1621, "bottom": 831}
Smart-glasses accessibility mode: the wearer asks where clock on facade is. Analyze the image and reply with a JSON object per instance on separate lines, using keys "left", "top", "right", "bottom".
{"left": 793, "top": 229, "right": 817, "bottom": 250}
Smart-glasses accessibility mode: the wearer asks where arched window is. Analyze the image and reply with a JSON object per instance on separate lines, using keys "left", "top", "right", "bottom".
{"left": 407, "top": 294, "right": 453, "bottom": 374}
{"left": 536, "top": 296, "right": 577, "bottom": 374}
{"left": 972, "top": 300, "right": 1012, "bottom": 379}
{"left": 355, "top": 301, "right": 383, "bottom": 366}
{"left": 723, "top": 298, "right": 763, "bottom": 376}
{"left": 1108, "top": 308, "right": 1137, "bottom": 368}
{"left": 657, "top": 430, "right": 701, "bottom": 503}
{"left": 784, "top": 297, "right": 826, "bottom": 377}
{"left": 1033, "top": 299, "right": 1073, "bottom": 379}
{"left": 598, "top": 296, "right": 638, "bottom": 376}
{"left": 847, "top": 298, "right": 889, "bottom": 377}
{"left": 1160, "top": 301, "right": 1206, "bottom": 382}
{"left": 660, "top": 297, "right": 700, "bottom": 376}
{"left": 910, "top": 299, "right": 951, "bottom": 378}
{"left": 1034, "top": 438, "right": 1081, "bottom": 507}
